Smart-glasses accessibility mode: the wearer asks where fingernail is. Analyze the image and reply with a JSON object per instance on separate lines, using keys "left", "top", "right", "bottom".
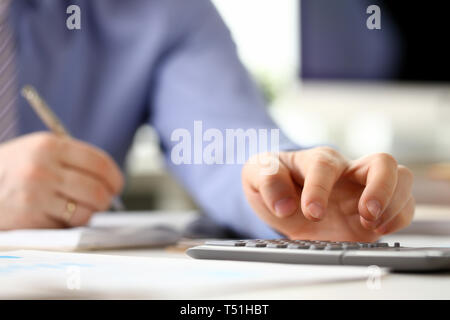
{"left": 307, "top": 202, "right": 324, "bottom": 220}
{"left": 274, "top": 198, "right": 297, "bottom": 218}
{"left": 364, "top": 219, "right": 381, "bottom": 230}
{"left": 367, "top": 200, "right": 382, "bottom": 219}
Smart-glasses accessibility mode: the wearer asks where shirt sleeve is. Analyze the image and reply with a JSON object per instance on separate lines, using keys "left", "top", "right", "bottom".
{"left": 149, "top": 0, "right": 300, "bottom": 238}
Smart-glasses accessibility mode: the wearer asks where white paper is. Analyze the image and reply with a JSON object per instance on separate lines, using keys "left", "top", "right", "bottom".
{"left": 0, "top": 250, "right": 381, "bottom": 299}
{"left": 0, "top": 212, "right": 194, "bottom": 251}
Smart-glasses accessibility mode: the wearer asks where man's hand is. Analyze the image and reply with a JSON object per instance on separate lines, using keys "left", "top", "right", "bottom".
{"left": 0, "top": 133, "right": 124, "bottom": 230}
{"left": 242, "top": 147, "right": 414, "bottom": 242}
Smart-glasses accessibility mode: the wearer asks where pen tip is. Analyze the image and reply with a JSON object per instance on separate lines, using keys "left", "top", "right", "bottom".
{"left": 21, "top": 85, "right": 35, "bottom": 99}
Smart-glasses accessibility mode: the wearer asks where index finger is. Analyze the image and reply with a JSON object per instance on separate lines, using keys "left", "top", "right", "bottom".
{"left": 356, "top": 154, "right": 398, "bottom": 222}
{"left": 300, "top": 153, "right": 346, "bottom": 221}
{"left": 57, "top": 138, "right": 124, "bottom": 194}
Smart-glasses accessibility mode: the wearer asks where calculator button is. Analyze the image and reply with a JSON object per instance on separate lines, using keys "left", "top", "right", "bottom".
{"left": 287, "top": 243, "right": 310, "bottom": 249}
{"left": 292, "top": 241, "right": 308, "bottom": 245}
{"left": 266, "top": 243, "right": 288, "bottom": 248}
{"left": 246, "top": 242, "right": 267, "bottom": 247}
{"left": 342, "top": 243, "right": 360, "bottom": 250}
{"left": 325, "top": 244, "right": 343, "bottom": 250}
{"left": 309, "top": 244, "right": 326, "bottom": 250}
{"left": 205, "top": 240, "right": 244, "bottom": 247}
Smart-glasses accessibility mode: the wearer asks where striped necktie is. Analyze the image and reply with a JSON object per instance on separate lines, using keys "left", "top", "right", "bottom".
{"left": 0, "top": 0, "right": 17, "bottom": 143}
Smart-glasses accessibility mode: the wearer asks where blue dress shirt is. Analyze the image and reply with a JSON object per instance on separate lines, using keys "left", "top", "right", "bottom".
{"left": 10, "top": 0, "right": 298, "bottom": 238}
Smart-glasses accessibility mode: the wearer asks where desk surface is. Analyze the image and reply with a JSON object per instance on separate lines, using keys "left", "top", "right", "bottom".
{"left": 87, "top": 205, "right": 450, "bottom": 299}
{"left": 87, "top": 248, "right": 450, "bottom": 300}
{"left": 3, "top": 205, "right": 450, "bottom": 299}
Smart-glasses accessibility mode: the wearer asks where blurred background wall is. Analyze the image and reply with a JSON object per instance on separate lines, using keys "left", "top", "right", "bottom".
{"left": 122, "top": 0, "right": 450, "bottom": 211}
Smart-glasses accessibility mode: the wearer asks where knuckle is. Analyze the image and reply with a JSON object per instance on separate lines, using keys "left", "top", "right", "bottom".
{"left": 284, "top": 151, "right": 297, "bottom": 169}
{"left": 315, "top": 146, "right": 340, "bottom": 158}
{"left": 398, "top": 165, "right": 414, "bottom": 184}
{"left": 316, "top": 156, "right": 337, "bottom": 169}
{"left": 21, "top": 163, "right": 46, "bottom": 182}
{"left": 94, "top": 155, "right": 111, "bottom": 178}
{"left": 248, "top": 152, "right": 277, "bottom": 166}
{"left": 259, "top": 172, "right": 283, "bottom": 190}
{"left": 57, "top": 138, "right": 71, "bottom": 156}
{"left": 93, "top": 184, "right": 109, "bottom": 206}
{"left": 33, "top": 133, "right": 58, "bottom": 152}
{"left": 375, "top": 153, "right": 397, "bottom": 167}
{"left": 94, "top": 156, "right": 107, "bottom": 172}
{"left": 314, "top": 154, "right": 340, "bottom": 174}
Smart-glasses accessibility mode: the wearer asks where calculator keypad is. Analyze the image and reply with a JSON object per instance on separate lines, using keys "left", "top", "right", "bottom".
{"left": 204, "top": 239, "right": 398, "bottom": 250}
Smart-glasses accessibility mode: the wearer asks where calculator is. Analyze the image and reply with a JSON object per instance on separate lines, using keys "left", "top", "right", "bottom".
{"left": 186, "top": 239, "right": 450, "bottom": 271}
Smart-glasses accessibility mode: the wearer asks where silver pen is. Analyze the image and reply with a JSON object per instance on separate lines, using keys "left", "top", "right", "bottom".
{"left": 21, "top": 85, "right": 125, "bottom": 211}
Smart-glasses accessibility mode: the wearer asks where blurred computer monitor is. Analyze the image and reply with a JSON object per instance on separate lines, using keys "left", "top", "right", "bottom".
{"left": 282, "top": 1, "right": 450, "bottom": 163}
{"left": 300, "top": 0, "right": 450, "bottom": 83}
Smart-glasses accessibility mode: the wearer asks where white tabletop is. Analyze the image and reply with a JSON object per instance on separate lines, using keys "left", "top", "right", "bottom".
{"left": 2, "top": 205, "right": 450, "bottom": 299}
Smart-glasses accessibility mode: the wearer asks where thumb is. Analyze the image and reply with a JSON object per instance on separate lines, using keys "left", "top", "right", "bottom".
{"left": 243, "top": 153, "right": 300, "bottom": 218}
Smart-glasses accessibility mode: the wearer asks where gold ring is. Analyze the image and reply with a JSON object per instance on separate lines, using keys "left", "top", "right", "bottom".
{"left": 62, "top": 200, "right": 77, "bottom": 222}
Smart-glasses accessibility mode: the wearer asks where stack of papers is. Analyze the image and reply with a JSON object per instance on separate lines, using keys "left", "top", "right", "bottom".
{"left": 0, "top": 225, "right": 180, "bottom": 251}
{"left": 0, "top": 212, "right": 194, "bottom": 251}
